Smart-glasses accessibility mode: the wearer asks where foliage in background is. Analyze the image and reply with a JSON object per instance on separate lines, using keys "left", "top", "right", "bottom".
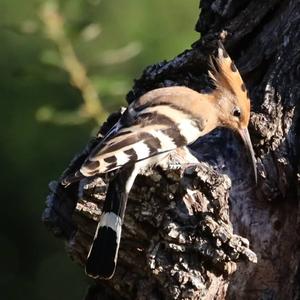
{"left": 0, "top": 0, "right": 198, "bottom": 299}
{"left": 38, "top": 1, "right": 108, "bottom": 125}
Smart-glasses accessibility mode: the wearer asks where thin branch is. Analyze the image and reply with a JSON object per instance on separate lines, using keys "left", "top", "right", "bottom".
{"left": 40, "top": 1, "right": 108, "bottom": 124}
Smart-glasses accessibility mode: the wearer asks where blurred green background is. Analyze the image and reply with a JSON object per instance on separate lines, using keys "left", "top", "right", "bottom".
{"left": 0, "top": 0, "right": 198, "bottom": 299}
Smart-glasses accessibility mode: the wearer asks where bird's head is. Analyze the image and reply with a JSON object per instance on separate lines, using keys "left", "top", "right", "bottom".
{"left": 209, "top": 41, "right": 257, "bottom": 182}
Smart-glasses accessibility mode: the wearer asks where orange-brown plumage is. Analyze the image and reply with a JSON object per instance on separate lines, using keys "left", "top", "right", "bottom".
{"left": 208, "top": 42, "right": 251, "bottom": 129}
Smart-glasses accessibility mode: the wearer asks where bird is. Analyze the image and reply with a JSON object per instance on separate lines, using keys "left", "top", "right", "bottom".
{"left": 61, "top": 41, "right": 257, "bottom": 280}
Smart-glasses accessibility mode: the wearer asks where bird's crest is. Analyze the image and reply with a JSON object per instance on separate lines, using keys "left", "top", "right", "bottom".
{"left": 208, "top": 41, "right": 250, "bottom": 128}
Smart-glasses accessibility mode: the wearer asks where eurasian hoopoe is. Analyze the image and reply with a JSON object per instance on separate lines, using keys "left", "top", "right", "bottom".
{"left": 62, "top": 41, "right": 256, "bottom": 280}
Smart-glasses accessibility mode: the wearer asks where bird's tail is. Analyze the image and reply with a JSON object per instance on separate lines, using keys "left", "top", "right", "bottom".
{"left": 85, "top": 163, "right": 139, "bottom": 279}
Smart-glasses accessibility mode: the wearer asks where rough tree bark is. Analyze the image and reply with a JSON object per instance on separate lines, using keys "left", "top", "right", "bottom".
{"left": 43, "top": 0, "right": 300, "bottom": 299}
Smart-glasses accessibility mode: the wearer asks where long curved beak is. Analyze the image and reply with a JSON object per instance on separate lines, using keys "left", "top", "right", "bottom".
{"left": 238, "top": 128, "right": 257, "bottom": 183}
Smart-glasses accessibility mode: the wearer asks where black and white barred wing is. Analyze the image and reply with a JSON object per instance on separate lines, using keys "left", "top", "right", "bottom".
{"left": 80, "top": 104, "right": 204, "bottom": 177}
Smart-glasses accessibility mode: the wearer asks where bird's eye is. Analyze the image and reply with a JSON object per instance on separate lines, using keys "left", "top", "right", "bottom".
{"left": 233, "top": 107, "right": 241, "bottom": 118}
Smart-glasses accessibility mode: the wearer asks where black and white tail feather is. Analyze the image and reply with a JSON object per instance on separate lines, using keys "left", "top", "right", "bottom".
{"left": 61, "top": 41, "right": 250, "bottom": 279}
{"left": 85, "top": 162, "right": 139, "bottom": 278}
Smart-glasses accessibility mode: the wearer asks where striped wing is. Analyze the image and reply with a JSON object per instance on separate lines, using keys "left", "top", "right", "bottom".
{"left": 80, "top": 103, "right": 203, "bottom": 177}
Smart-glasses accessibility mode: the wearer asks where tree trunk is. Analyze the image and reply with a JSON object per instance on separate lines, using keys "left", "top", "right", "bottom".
{"left": 43, "top": 0, "right": 300, "bottom": 299}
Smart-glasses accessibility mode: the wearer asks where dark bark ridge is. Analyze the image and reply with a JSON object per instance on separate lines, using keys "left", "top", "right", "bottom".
{"left": 43, "top": 0, "right": 300, "bottom": 299}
